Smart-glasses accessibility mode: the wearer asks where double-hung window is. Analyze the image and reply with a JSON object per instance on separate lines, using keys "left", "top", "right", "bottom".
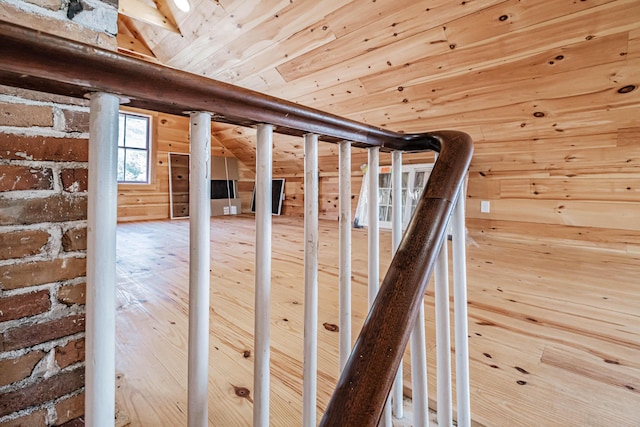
{"left": 118, "top": 112, "right": 151, "bottom": 183}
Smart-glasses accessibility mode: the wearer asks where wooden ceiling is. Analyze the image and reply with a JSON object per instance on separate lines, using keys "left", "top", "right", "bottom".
{"left": 116, "top": 0, "right": 640, "bottom": 173}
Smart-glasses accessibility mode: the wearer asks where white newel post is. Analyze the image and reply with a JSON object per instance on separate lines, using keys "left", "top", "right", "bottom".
{"left": 188, "top": 112, "right": 212, "bottom": 427}
{"left": 254, "top": 124, "right": 273, "bottom": 427}
{"left": 86, "top": 92, "right": 119, "bottom": 427}
{"left": 338, "top": 140, "right": 352, "bottom": 372}
{"left": 391, "top": 150, "right": 403, "bottom": 419}
{"left": 303, "top": 133, "right": 319, "bottom": 427}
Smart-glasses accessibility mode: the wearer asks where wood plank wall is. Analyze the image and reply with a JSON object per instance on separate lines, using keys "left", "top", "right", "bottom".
{"left": 467, "top": 128, "right": 640, "bottom": 253}
{"left": 116, "top": 0, "right": 640, "bottom": 251}
{"left": 120, "top": 109, "right": 639, "bottom": 258}
{"left": 309, "top": 124, "right": 640, "bottom": 255}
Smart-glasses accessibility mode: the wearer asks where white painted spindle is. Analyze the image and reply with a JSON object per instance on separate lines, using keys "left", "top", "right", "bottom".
{"left": 410, "top": 305, "right": 429, "bottom": 427}
{"left": 86, "top": 92, "right": 119, "bottom": 427}
{"left": 408, "top": 154, "right": 429, "bottom": 427}
{"left": 391, "top": 151, "right": 404, "bottom": 419}
{"left": 254, "top": 124, "right": 273, "bottom": 427}
{"left": 303, "top": 133, "right": 319, "bottom": 427}
{"left": 188, "top": 111, "right": 212, "bottom": 427}
{"left": 435, "top": 237, "right": 452, "bottom": 427}
{"left": 367, "top": 147, "right": 392, "bottom": 426}
{"left": 338, "top": 140, "right": 352, "bottom": 372}
{"left": 367, "top": 147, "right": 379, "bottom": 307}
{"left": 453, "top": 185, "right": 471, "bottom": 427}
{"left": 384, "top": 397, "right": 392, "bottom": 426}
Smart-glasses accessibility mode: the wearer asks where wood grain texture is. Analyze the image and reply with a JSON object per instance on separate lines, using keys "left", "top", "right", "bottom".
{"left": 113, "top": 0, "right": 640, "bottom": 248}
{"left": 466, "top": 127, "right": 640, "bottom": 247}
{"left": 103, "top": 5, "right": 640, "bottom": 420}
{"left": 114, "top": 216, "right": 640, "bottom": 426}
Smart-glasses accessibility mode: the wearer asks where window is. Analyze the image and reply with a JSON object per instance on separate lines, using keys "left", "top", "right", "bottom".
{"left": 354, "top": 163, "right": 433, "bottom": 230}
{"left": 118, "top": 112, "right": 151, "bottom": 183}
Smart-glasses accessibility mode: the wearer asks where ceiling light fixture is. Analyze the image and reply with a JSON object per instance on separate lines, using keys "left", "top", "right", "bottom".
{"left": 173, "top": 0, "right": 190, "bottom": 13}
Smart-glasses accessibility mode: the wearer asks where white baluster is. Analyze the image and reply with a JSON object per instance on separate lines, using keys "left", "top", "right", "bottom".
{"left": 254, "top": 124, "right": 273, "bottom": 427}
{"left": 435, "top": 237, "right": 452, "bottom": 427}
{"left": 410, "top": 306, "right": 429, "bottom": 427}
{"left": 367, "top": 147, "right": 392, "bottom": 426}
{"left": 188, "top": 111, "right": 212, "bottom": 427}
{"left": 391, "top": 150, "right": 404, "bottom": 419}
{"left": 338, "top": 140, "right": 352, "bottom": 372}
{"left": 453, "top": 185, "right": 471, "bottom": 427}
{"left": 303, "top": 133, "right": 319, "bottom": 427}
{"left": 367, "top": 147, "right": 379, "bottom": 307}
{"left": 86, "top": 92, "right": 119, "bottom": 427}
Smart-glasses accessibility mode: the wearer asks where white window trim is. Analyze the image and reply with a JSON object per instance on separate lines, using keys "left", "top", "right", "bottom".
{"left": 117, "top": 111, "right": 152, "bottom": 184}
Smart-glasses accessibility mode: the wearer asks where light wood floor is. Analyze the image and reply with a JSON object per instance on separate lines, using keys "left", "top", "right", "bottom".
{"left": 115, "top": 215, "right": 640, "bottom": 426}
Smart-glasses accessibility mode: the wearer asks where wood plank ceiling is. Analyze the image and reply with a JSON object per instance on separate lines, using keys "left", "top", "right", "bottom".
{"left": 116, "top": 0, "right": 640, "bottom": 175}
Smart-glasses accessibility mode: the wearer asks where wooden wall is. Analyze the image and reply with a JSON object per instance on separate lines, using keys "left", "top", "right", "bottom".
{"left": 117, "top": 110, "right": 250, "bottom": 222}
{"left": 311, "top": 123, "right": 640, "bottom": 254}
{"left": 107, "top": 2, "right": 640, "bottom": 425}
{"left": 122, "top": 108, "right": 639, "bottom": 255}
{"left": 118, "top": 0, "right": 640, "bottom": 251}
{"left": 467, "top": 128, "right": 640, "bottom": 253}
{"left": 116, "top": 0, "right": 640, "bottom": 251}
{"left": 313, "top": 122, "right": 640, "bottom": 254}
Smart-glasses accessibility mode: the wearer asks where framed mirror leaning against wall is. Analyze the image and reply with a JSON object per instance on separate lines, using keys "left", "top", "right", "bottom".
{"left": 168, "top": 152, "right": 190, "bottom": 219}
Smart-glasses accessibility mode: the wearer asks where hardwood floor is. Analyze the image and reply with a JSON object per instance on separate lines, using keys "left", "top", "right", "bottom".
{"left": 114, "top": 215, "right": 640, "bottom": 426}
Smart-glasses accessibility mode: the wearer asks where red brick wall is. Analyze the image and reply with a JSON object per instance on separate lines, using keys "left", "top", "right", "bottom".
{"left": 0, "top": 0, "right": 117, "bottom": 422}
{"left": 0, "top": 88, "right": 89, "bottom": 425}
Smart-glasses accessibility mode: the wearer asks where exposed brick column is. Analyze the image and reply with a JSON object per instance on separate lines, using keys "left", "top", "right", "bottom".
{"left": 0, "top": 89, "right": 89, "bottom": 425}
{"left": 0, "top": 0, "right": 117, "bottom": 422}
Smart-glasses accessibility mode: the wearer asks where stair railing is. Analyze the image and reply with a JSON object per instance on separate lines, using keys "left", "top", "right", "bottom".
{"left": 0, "top": 21, "right": 473, "bottom": 427}
{"left": 320, "top": 132, "right": 473, "bottom": 426}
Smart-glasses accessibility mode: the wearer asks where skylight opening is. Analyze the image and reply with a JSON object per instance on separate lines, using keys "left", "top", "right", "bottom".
{"left": 173, "top": 0, "right": 190, "bottom": 13}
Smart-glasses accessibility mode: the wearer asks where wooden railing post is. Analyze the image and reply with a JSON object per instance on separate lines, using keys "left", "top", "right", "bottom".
{"left": 254, "top": 124, "right": 273, "bottom": 427}
{"left": 367, "top": 147, "right": 380, "bottom": 307}
{"left": 391, "top": 150, "right": 404, "bottom": 419}
{"left": 435, "top": 232, "right": 452, "bottom": 427}
{"left": 86, "top": 92, "right": 119, "bottom": 427}
{"left": 303, "top": 133, "right": 319, "bottom": 427}
{"left": 453, "top": 185, "right": 471, "bottom": 427}
{"left": 188, "top": 111, "right": 212, "bottom": 427}
{"left": 338, "top": 141, "right": 352, "bottom": 372}
{"left": 367, "top": 147, "right": 392, "bottom": 426}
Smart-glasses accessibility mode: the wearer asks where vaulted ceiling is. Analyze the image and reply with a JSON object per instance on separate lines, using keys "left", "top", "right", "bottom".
{"left": 116, "top": 0, "right": 640, "bottom": 173}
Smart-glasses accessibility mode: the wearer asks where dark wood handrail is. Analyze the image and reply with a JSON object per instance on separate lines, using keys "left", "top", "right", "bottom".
{"left": 1, "top": 21, "right": 432, "bottom": 151}
{"left": 0, "top": 21, "right": 473, "bottom": 425}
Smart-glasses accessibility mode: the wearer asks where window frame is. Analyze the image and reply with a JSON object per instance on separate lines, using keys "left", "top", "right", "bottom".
{"left": 117, "top": 111, "right": 152, "bottom": 184}
{"left": 117, "top": 107, "right": 157, "bottom": 190}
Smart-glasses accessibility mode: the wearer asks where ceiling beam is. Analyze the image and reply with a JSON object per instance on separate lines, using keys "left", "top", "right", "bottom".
{"left": 117, "top": 15, "right": 159, "bottom": 62}
{"left": 118, "top": 0, "right": 181, "bottom": 35}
